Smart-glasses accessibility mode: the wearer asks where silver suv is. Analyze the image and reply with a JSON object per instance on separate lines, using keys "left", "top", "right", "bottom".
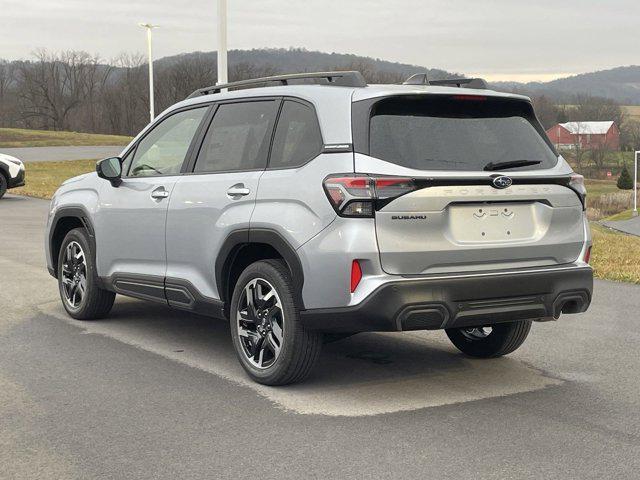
{"left": 45, "top": 71, "right": 593, "bottom": 385}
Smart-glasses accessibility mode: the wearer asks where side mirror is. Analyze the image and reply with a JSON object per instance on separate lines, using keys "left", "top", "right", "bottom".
{"left": 96, "top": 157, "right": 122, "bottom": 187}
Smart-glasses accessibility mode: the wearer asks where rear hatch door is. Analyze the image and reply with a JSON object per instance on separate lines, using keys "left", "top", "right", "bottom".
{"left": 354, "top": 93, "right": 585, "bottom": 275}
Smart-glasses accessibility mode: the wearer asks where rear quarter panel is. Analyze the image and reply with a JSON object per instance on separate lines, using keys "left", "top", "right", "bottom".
{"left": 250, "top": 153, "right": 354, "bottom": 250}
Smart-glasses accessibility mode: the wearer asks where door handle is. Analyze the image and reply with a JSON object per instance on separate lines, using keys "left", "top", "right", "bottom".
{"left": 151, "top": 187, "right": 169, "bottom": 199}
{"left": 227, "top": 184, "right": 251, "bottom": 198}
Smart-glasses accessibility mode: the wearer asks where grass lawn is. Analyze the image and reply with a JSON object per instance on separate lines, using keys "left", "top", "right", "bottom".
{"left": 0, "top": 128, "right": 132, "bottom": 148}
{"left": 584, "top": 178, "right": 621, "bottom": 197}
{"left": 604, "top": 209, "right": 635, "bottom": 221}
{"left": 12, "top": 159, "right": 96, "bottom": 199}
{"left": 590, "top": 223, "right": 640, "bottom": 284}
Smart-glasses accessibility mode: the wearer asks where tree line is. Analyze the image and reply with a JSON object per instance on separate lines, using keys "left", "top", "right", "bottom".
{"left": 0, "top": 50, "right": 405, "bottom": 136}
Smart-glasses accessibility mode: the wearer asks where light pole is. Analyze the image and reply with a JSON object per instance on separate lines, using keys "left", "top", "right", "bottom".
{"left": 139, "top": 22, "right": 159, "bottom": 122}
{"left": 217, "top": 0, "right": 228, "bottom": 86}
{"left": 634, "top": 151, "right": 639, "bottom": 217}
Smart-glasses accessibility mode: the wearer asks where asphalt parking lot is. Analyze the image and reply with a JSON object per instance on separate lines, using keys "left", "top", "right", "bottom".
{"left": 1, "top": 194, "right": 639, "bottom": 479}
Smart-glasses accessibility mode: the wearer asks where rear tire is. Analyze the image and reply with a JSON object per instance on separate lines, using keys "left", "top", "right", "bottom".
{"left": 230, "top": 259, "right": 322, "bottom": 386}
{"left": 0, "top": 173, "right": 7, "bottom": 199}
{"left": 445, "top": 320, "right": 532, "bottom": 358}
{"left": 57, "top": 228, "right": 115, "bottom": 320}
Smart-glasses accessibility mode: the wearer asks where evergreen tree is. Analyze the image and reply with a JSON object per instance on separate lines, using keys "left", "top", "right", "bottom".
{"left": 617, "top": 164, "right": 633, "bottom": 190}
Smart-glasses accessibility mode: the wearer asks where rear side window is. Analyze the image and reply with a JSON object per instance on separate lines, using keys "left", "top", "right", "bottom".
{"left": 194, "top": 100, "right": 278, "bottom": 173}
{"left": 269, "top": 100, "right": 322, "bottom": 169}
{"left": 367, "top": 96, "right": 558, "bottom": 171}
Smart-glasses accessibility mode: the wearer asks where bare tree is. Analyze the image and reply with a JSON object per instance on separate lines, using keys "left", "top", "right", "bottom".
{"left": 569, "top": 122, "right": 587, "bottom": 171}
{"left": 590, "top": 140, "right": 612, "bottom": 172}
{"left": 155, "top": 54, "right": 217, "bottom": 111}
{"left": 0, "top": 60, "right": 17, "bottom": 127}
{"left": 100, "top": 53, "right": 147, "bottom": 135}
{"left": 16, "top": 49, "right": 105, "bottom": 131}
{"left": 621, "top": 120, "right": 640, "bottom": 151}
{"left": 569, "top": 95, "right": 625, "bottom": 127}
{"left": 531, "top": 95, "right": 561, "bottom": 130}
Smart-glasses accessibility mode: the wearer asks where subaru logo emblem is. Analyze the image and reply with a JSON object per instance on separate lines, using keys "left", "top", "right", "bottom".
{"left": 492, "top": 176, "right": 512, "bottom": 189}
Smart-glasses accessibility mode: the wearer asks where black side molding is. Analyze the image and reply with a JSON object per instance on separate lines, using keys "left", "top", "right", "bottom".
{"left": 100, "top": 273, "right": 226, "bottom": 319}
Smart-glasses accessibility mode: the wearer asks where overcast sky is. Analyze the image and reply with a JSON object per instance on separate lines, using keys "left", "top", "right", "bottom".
{"left": 3, "top": 0, "right": 638, "bottom": 81}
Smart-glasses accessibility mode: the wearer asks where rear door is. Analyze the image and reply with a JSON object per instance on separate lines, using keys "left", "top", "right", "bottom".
{"left": 354, "top": 94, "right": 585, "bottom": 275}
{"left": 165, "top": 98, "right": 280, "bottom": 303}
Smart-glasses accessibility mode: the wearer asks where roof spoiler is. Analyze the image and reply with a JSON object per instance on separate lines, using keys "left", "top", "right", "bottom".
{"left": 403, "top": 73, "right": 488, "bottom": 90}
{"left": 187, "top": 71, "right": 368, "bottom": 99}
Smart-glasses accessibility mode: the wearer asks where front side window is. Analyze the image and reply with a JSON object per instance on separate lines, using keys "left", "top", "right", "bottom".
{"left": 368, "top": 96, "right": 558, "bottom": 171}
{"left": 269, "top": 100, "right": 323, "bottom": 169}
{"left": 194, "top": 100, "right": 278, "bottom": 173}
{"left": 128, "top": 107, "right": 207, "bottom": 177}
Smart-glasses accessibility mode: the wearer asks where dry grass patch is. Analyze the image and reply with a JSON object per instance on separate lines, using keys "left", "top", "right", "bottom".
{"left": 622, "top": 105, "right": 640, "bottom": 122}
{"left": 590, "top": 224, "right": 640, "bottom": 284}
{"left": 0, "top": 128, "right": 131, "bottom": 148}
{"left": 587, "top": 191, "right": 635, "bottom": 220}
{"left": 12, "top": 159, "right": 96, "bottom": 199}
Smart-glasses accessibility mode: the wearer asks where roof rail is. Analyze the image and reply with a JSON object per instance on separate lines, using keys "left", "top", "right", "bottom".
{"left": 403, "top": 73, "right": 487, "bottom": 90}
{"left": 187, "top": 71, "right": 367, "bottom": 99}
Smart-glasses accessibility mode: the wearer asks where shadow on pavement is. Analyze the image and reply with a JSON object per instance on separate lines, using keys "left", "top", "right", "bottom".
{"left": 45, "top": 297, "right": 562, "bottom": 416}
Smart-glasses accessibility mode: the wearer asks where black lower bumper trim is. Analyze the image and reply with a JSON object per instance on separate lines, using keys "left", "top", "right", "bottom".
{"left": 8, "top": 169, "right": 25, "bottom": 188}
{"left": 300, "top": 266, "right": 593, "bottom": 333}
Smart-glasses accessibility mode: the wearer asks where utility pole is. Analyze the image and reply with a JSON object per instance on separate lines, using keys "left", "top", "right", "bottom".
{"left": 139, "top": 23, "right": 159, "bottom": 122}
{"left": 634, "top": 151, "right": 639, "bottom": 217}
{"left": 217, "top": 0, "right": 228, "bottom": 86}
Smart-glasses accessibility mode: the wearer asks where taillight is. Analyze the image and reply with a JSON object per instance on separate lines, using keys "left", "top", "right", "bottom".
{"left": 350, "top": 260, "right": 362, "bottom": 293}
{"left": 569, "top": 174, "right": 587, "bottom": 209}
{"left": 323, "top": 175, "right": 417, "bottom": 217}
{"left": 452, "top": 95, "right": 487, "bottom": 101}
{"left": 583, "top": 246, "right": 591, "bottom": 264}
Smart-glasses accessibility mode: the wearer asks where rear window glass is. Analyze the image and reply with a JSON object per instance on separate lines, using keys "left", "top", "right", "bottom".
{"left": 368, "top": 96, "right": 557, "bottom": 171}
{"left": 269, "top": 100, "right": 322, "bottom": 169}
{"left": 194, "top": 100, "right": 278, "bottom": 173}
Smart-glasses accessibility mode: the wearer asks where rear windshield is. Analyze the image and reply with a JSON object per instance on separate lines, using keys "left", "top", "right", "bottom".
{"left": 368, "top": 95, "right": 558, "bottom": 171}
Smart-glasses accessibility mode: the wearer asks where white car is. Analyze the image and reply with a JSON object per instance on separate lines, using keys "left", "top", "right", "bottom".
{"left": 0, "top": 153, "right": 26, "bottom": 199}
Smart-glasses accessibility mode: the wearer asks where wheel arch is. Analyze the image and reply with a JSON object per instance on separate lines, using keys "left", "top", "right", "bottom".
{"left": 216, "top": 228, "right": 305, "bottom": 316}
{"left": 49, "top": 207, "right": 96, "bottom": 279}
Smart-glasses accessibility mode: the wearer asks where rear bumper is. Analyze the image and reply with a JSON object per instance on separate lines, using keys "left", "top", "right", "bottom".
{"left": 8, "top": 168, "right": 25, "bottom": 188}
{"left": 300, "top": 265, "right": 593, "bottom": 333}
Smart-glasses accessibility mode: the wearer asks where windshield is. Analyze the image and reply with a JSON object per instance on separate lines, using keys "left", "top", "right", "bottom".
{"left": 368, "top": 95, "right": 558, "bottom": 171}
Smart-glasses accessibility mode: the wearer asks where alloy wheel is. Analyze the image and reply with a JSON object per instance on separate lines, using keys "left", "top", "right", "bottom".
{"left": 236, "top": 278, "right": 284, "bottom": 369}
{"left": 61, "top": 241, "right": 88, "bottom": 309}
{"left": 460, "top": 326, "right": 493, "bottom": 341}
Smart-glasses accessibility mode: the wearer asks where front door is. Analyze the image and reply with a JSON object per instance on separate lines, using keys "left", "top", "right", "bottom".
{"left": 94, "top": 106, "right": 209, "bottom": 297}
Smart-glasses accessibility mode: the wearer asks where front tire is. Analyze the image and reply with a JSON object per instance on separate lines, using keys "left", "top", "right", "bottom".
{"left": 230, "top": 259, "right": 322, "bottom": 386}
{"left": 57, "top": 228, "right": 115, "bottom": 320}
{"left": 445, "top": 320, "right": 532, "bottom": 358}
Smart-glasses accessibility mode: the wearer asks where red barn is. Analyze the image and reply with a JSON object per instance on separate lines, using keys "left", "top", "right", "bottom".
{"left": 546, "top": 121, "right": 620, "bottom": 150}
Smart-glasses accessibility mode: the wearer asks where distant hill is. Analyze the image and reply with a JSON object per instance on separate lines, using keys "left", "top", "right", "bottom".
{"left": 492, "top": 66, "right": 640, "bottom": 105}
{"left": 154, "top": 47, "right": 461, "bottom": 82}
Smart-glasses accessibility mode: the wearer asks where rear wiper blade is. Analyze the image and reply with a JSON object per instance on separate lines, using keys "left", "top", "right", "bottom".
{"left": 483, "top": 160, "right": 542, "bottom": 171}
